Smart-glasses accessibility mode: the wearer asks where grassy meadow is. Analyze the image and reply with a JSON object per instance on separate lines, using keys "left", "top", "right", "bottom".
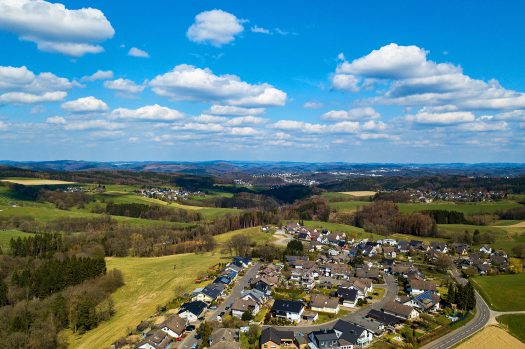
{"left": 0, "top": 229, "right": 35, "bottom": 250}
{"left": 471, "top": 273, "right": 525, "bottom": 311}
{"left": 497, "top": 314, "right": 525, "bottom": 343}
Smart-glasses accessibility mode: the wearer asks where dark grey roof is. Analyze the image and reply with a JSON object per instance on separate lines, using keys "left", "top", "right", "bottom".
{"left": 260, "top": 327, "right": 294, "bottom": 345}
{"left": 202, "top": 284, "right": 224, "bottom": 299}
{"left": 271, "top": 299, "right": 304, "bottom": 314}
{"left": 333, "top": 320, "right": 367, "bottom": 345}
{"left": 337, "top": 287, "right": 358, "bottom": 301}
{"left": 367, "top": 309, "right": 404, "bottom": 326}
{"left": 178, "top": 301, "right": 207, "bottom": 316}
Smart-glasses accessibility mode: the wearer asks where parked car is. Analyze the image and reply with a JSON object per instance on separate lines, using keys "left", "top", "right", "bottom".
{"left": 186, "top": 325, "right": 196, "bottom": 332}
{"left": 191, "top": 344, "right": 198, "bottom": 349}
{"left": 209, "top": 305, "right": 218, "bottom": 310}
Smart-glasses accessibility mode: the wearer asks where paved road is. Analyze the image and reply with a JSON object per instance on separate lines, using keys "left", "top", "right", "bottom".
{"left": 421, "top": 268, "right": 491, "bottom": 349}
{"left": 178, "top": 262, "right": 262, "bottom": 349}
{"left": 269, "top": 273, "right": 398, "bottom": 333}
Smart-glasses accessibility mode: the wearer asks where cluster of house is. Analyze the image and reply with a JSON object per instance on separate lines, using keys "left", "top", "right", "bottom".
{"left": 456, "top": 246, "right": 509, "bottom": 275}
{"left": 136, "top": 187, "right": 205, "bottom": 202}
{"left": 260, "top": 319, "right": 374, "bottom": 349}
{"left": 398, "top": 189, "right": 506, "bottom": 203}
{"left": 62, "top": 186, "right": 88, "bottom": 193}
{"left": 134, "top": 257, "right": 252, "bottom": 349}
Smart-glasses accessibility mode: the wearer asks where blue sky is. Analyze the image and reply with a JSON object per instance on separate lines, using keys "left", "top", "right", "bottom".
{"left": 1, "top": 0, "right": 525, "bottom": 163}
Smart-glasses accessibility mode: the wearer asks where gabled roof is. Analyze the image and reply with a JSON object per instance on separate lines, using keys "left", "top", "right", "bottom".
{"left": 310, "top": 294, "right": 340, "bottom": 309}
{"left": 337, "top": 287, "right": 358, "bottom": 301}
{"left": 367, "top": 309, "right": 404, "bottom": 326}
{"left": 178, "top": 301, "right": 207, "bottom": 317}
{"left": 271, "top": 299, "right": 304, "bottom": 314}
{"left": 260, "top": 327, "right": 295, "bottom": 345}
{"left": 381, "top": 301, "right": 416, "bottom": 318}
{"left": 333, "top": 320, "right": 367, "bottom": 344}
{"left": 161, "top": 315, "right": 186, "bottom": 334}
{"left": 409, "top": 279, "right": 436, "bottom": 291}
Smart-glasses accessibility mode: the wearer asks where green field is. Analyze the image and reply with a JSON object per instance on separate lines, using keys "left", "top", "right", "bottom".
{"left": 214, "top": 226, "right": 273, "bottom": 245}
{"left": 497, "top": 314, "right": 525, "bottom": 343}
{"left": 0, "top": 229, "right": 35, "bottom": 250}
{"left": 302, "top": 220, "right": 384, "bottom": 240}
{"left": 65, "top": 252, "right": 227, "bottom": 349}
{"left": 471, "top": 274, "right": 525, "bottom": 311}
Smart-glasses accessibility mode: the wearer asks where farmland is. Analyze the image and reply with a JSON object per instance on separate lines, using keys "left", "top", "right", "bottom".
{"left": 471, "top": 274, "right": 525, "bottom": 311}
{"left": 455, "top": 326, "right": 525, "bottom": 349}
{"left": 497, "top": 314, "right": 525, "bottom": 343}
{"left": 0, "top": 229, "right": 34, "bottom": 250}
{"left": 1, "top": 178, "right": 75, "bottom": 185}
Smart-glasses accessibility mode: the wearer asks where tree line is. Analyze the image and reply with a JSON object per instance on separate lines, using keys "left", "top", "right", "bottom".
{"left": 105, "top": 202, "right": 202, "bottom": 222}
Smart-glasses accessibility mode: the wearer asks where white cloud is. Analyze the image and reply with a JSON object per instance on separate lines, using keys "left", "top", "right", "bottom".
{"left": 104, "top": 78, "right": 145, "bottom": 94}
{"left": 362, "top": 120, "right": 386, "bottom": 131}
{"left": 458, "top": 121, "right": 508, "bottom": 132}
{"left": 187, "top": 10, "right": 244, "bottom": 47}
{"left": 111, "top": 105, "right": 183, "bottom": 121}
{"left": 0, "top": 121, "right": 7, "bottom": 131}
{"left": 150, "top": 64, "right": 286, "bottom": 107}
{"left": 174, "top": 122, "right": 225, "bottom": 132}
{"left": 251, "top": 26, "right": 271, "bottom": 34}
{"left": 358, "top": 133, "right": 400, "bottom": 140}
{"left": 61, "top": 96, "right": 108, "bottom": 112}
{"left": 271, "top": 120, "right": 360, "bottom": 134}
{"left": 81, "top": 70, "right": 113, "bottom": 82}
{"left": 0, "top": 91, "right": 66, "bottom": 104}
{"left": 89, "top": 130, "right": 124, "bottom": 139}
{"left": 333, "top": 43, "right": 525, "bottom": 112}
{"left": 322, "top": 107, "right": 380, "bottom": 121}
{"left": 331, "top": 73, "right": 360, "bottom": 92}
{"left": 303, "top": 101, "right": 323, "bottom": 109}
{"left": 0, "top": 0, "right": 114, "bottom": 56}
{"left": 230, "top": 127, "right": 263, "bottom": 136}
{"left": 64, "top": 119, "right": 122, "bottom": 131}
{"left": 128, "top": 47, "right": 150, "bottom": 58}
{"left": 226, "top": 116, "right": 267, "bottom": 125}
{"left": 0, "top": 65, "right": 74, "bottom": 104}
{"left": 207, "top": 104, "right": 265, "bottom": 116}
{"left": 192, "top": 114, "right": 227, "bottom": 123}
{"left": 406, "top": 111, "right": 475, "bottom": 125}
{"left": 46, "top": 116, "right": 66, "bottom": 124}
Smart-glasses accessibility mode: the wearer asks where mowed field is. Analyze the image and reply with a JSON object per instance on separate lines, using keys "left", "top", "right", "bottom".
{"left": 497, "top": 314, "right": 525, "bottom": 343}
{"left": 1, "top": 178, "right": 75, "bottom": 185}
{"left": 455, "top": 326, "right": 525, "bottom": 349}
{"left": 471, "top": 274, "right": 525, "bottom": 311}
{"left": 339, "top": 191, "right": 377, "bottom": 197}
{"left": 65, "top": 252, "right": 226, "bottom": 349}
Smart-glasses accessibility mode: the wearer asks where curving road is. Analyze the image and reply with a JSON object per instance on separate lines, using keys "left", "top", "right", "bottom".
{"left": 421, "top": 268, "right": 491, "bottom": 349}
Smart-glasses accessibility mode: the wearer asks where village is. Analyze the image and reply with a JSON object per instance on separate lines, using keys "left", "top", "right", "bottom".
{"left": 125, "top": 221, "right": 510, "bottom": 349}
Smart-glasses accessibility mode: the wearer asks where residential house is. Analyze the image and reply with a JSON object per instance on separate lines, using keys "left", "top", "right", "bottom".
{"left": 260, "top": 327, "right": 298, "bottom": 349}
{"left": 231, "top": 298, "right": 260, "bottom": 318}
{"left": 452, "top": 243, "right": 469, "bottom": 256}
{"left": 209, "top": 328, "right": 240, "bottom": 349}
{"left": 366, "top": 309, "right": 404, "bottom": 327}
{"left": 192, "top": 283, "right": 226, "bottom": 303}
{"left": 380, "top": 301, "right": 419, "bottom": 320}
{"left": 479, "top": 245, "right": 492, "bottom": 255}
{"left": 382, "top": 246, "right": 396, "bottom": 259}
{"left": 408, "top": 279, "right": 436, "bottom": 296}
{"left": 159, "top": 315, "right": 187, "bottom": 338}
{"left": 233, "top": 256, "right": 252, "bottom": 269}
{"left": 178, "top": 301, "right": 207, "bottom": 322}
{"left": 214, "top": 275, "right": 233, "bottom": 285}
{"left": 308, "top": 330, "right": 345, "bottom": 349}
{"left": 337, "top": 287, "right": 359, "bottom": 308}
{"left": 310, "top": 294, "right": 340, "bottom": 314}
{"left": 136, "top": 330, "right": 171, "bottom": 349}
{"left": 333, "top": 320, "right": 374, "bottom": 348}
{"left": 240, "top": 289, "right": 268, "bottom": 305}
{"left": 430, "top": 242, "right": 448, "bottom": 254}
{"left": 271, "top": 300, "right": 305, "bottom": 323}
{"left": 412, "top": 291, "right": 441, "bottom": 312}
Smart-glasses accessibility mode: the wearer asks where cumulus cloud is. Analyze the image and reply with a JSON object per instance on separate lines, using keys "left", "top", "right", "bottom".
{"left": 64, "top": 119, "right": 122, "bottom": 131}
{"left": 207, "top": 104, "right": 265, "bottom": 116}
{"left": 358, "top": 133, "right": 400, "bottom": 140}
{"left": 0, "top": 65, "right": 74, "bottom": 104}
{"left": 406, "top": 111, "right": 475, "bottom": 125}
{"left": 81, "top": 70, "right": 113, "bottom": 82}
{"left": 61, "top": 96, "right": 108, "bottom": 112}
{"left": 111, "top": 105, "right": 183, "bottom": 121}
{"left": 104, "top": 78, "right": 145, "bottom": 94}
{"left": 226, "top": 116, "right": 267, "bottom": 125}
{"left": 192, "top": 114, "right": 227, "bottom": 123}
{"left": 150, "top": 64, "right": 286, "bottom": 107}
{"left": 46, "top": 116, "right": 66, "bottom": 124}
{"left": 187, "top": 10, "right": 244, "bottom": 47}
{"left": 0, "top": 91, "right": 66, "bottom": 104}
{"left": 173, "top": 122, "right": 225, "bottom": 133}
{"left": 128, "top": 47, "right": 150, "bottom": 58}
{"left": 322, "top": 107, "right": 380, "bottom": 121}
{"left": 230, "top": 126, "right": 263, "bottom": 136}
{"left": 333, "top": 43, "right": 525, "bottom": 111}
{"left": 0, "top": 0, "right": 114, "bottom": 56}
